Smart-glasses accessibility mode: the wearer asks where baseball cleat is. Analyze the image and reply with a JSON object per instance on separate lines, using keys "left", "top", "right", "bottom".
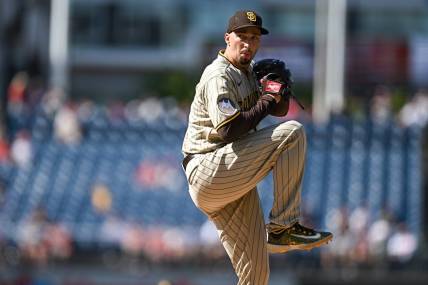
{"left": 267, "top": 222, "right": 333, "bottom": 254}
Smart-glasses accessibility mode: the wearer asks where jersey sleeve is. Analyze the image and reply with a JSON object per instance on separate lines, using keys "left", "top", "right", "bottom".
{"left": 205, "top": 75, "right": 241, "bottom": 130}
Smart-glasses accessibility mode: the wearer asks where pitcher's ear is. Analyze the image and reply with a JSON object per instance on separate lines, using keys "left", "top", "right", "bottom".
{"left": 225, "top": 33, "right": 230, "bottom": 45}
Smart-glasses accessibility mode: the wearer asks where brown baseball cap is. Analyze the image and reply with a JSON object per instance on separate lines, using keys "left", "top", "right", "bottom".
{"left": 227, "top": 10, "right": 269, "bottom": 35}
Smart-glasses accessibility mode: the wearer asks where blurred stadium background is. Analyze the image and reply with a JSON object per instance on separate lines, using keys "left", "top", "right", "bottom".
{"left": 0, "top": 0, "right": 427, "bottom": 284}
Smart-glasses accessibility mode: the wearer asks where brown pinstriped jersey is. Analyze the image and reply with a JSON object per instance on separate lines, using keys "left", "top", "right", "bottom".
{"left": 182, "top": 51, "right": 260, "bottom": 154}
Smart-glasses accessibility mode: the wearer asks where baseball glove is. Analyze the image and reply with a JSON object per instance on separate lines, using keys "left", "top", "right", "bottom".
{"left": 253, "top": 59, "right": 305, "bottom": 112}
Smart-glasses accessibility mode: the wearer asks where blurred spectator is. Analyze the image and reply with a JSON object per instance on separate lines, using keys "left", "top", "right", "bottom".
{"left": 10, "top": 130, "right": 32, "bottom": 168}
{"left": 91, "top": 183, "right": 113, "bottom": 214}
{"left": 367, "top": 210, "right": 392, "bottom": 265}
{"left": 26, "top": 76, "right": 45, "bottom": 112}
{"left": 7, "top": 72, "right": 30, "bottom": 133}
{"left": 120, "top": 222, "right": 146, "bottom": 256}
{"left": 7, "top": 71, "right": 29, "bottom": 110}
{"left": 138, "top": 97, "right": 164, "bottom": 124}
{"left": 100, "top": 215, "right": 129, "bottom": 246}
{"left": 124, "top": 99, "right": 143, "bottom": 123}
{"left": 135, "top": 158, "right": 183, "bottom": 192}
{"left": 76, "top": 99, "right": 96, "bottom": 125}
{"left": 161, "top": 227, "right": 192, "bottom": 259}
{"left": 322, "top": 207, "right": 355, "bottom": 267}
{"left": 0, "top": 136, "right": 10, "bottom": 163}
{"left": 348, "top": 205, "right": 369, "bottom": 236}
{"left": 16, "top": 206, "right": 50, "bottom": 264}
{"left": 41, "top": 87, "right": 65, "bottom": 117}
{"left": 398, "top": 89, "right": 428, "bottom": 127}
{"left": 107, "top": 101, "right": 126, "bottom": 123}
{"left": 321, "top": 205, "right": 419, "bottom": 270}
{"left": 369, "top": 85, "right": 393, "bottom": 124}
{"left": 386, "top": 222, "right": 417, "bottom": 265}
{"left": 325, "top": 206, "right": 349, "bottom": 234}
{"left": 139, "top": 227, "right": 167, "bottom": 262}
{"left": 337, "top": 224, "right": 356, "bottom": 265}
{"left": 16, "top": 206, "right": 73, "bottom": 264}
{"left": 53, "top": 102, "right": 82, "bottom": 145}
{"left": 43, "top": 223, "right": 73, "bottom": 260}
{"left": 352, "top": 227, "right": 370, "bottom": 265}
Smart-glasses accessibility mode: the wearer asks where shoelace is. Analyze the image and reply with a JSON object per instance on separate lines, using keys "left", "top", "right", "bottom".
{"left": 292, "top": 223, "right": 316, "bottom": 235}
{"left": 269, "top": 227, "right": 287, "bottom": 235}
{"left": 269, "top": 222, "right": 316, "bottom": 236}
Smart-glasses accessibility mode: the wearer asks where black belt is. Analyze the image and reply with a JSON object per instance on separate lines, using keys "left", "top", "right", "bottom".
{"left": 182, "top": 154, "right": 195, "bottom": 171}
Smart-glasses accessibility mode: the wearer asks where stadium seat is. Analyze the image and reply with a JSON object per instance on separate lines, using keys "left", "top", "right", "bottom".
{"left": 0, "top": 114, "right": 423, "bottom": 248}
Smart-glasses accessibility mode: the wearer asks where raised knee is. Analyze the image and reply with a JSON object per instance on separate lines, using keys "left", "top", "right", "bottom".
{"left": 276, "top": 120, "right": 306, "bottom": 141}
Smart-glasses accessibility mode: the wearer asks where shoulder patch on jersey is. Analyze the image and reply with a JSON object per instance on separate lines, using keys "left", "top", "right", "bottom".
{"left": 217, "top": 98, "right": 238, "bottom": 115}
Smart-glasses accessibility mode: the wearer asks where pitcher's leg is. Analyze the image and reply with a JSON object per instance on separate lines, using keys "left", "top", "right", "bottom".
{"left": 190, "top": 120, "right": 306, "bottom": 214}
{"left": 269, "top": 122, "right": 306, "bottom": 227}
{"left": 264, "top": 124, "right": 333, "bottom": 254}
{"left": 209, "top": 189, "right": 269, "bottom": 285}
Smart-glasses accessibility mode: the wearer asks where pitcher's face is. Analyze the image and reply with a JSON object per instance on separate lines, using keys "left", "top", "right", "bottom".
{"left": 225, "top": 27, "right": 261, "bottom": 69}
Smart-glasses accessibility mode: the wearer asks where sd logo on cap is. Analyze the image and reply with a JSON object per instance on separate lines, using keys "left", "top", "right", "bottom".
{"left": 227, "top": 10, "right": 269, "bottom": 35}
{"left": 246, "top": 11, "right": 257, "bottom": 22}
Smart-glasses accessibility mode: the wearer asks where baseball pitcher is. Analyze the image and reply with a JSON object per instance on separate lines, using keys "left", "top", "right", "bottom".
{"left": 182, "top": 10, "right": 332, "bottom": 285}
